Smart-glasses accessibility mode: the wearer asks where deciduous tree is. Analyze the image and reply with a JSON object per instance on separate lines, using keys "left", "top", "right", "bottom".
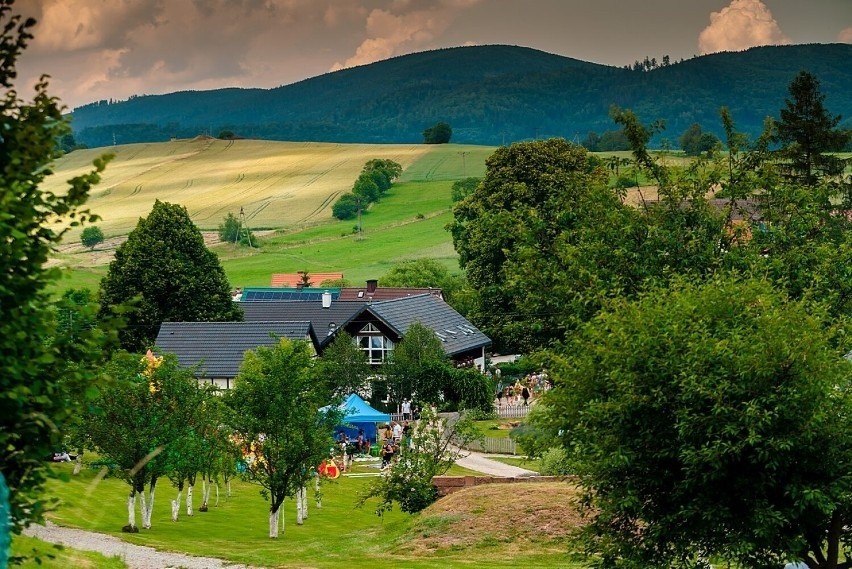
{"left": 0, "top": 0, "right": 113, "bottom": 537}
{"left": 80, "top": 226, "right": 104, "bottom": 250}
{"left": 537, "top": 277, "right": 852, "bottom": 569}
{"left": 226, "top": 339, "right": 343, "bottom": 537}
{"left": 423, "top": 121, "right": 452, "bottom": 144}
{"left": 99, "top": 200, "right": 242, "bottom": 351}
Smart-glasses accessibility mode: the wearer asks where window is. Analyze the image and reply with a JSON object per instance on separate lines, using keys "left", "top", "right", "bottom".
{"left": 355, "top": 323, "right": 394, "bottom": 364}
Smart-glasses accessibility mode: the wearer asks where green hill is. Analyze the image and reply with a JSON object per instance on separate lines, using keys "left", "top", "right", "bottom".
{"left": 69, "top": 44, "right": 852, "bottom": 147}
{"left": 47, "top": 140, "right": 495, "bottom": 293}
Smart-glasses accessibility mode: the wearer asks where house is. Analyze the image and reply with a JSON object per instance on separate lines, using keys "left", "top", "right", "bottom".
{"left": 240, "top": 293, "right": 490, "bottom": 367}
{"left": 155, "top": 321, "right": 319, "bottom": 389}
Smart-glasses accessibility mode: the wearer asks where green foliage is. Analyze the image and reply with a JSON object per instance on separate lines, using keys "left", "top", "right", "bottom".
{"left": 536, "top": 447, "right": 571, "bottom": 476}
{"left": 445, "top": 366, "right": 493, "bottom": 414}
{"left": 218, "top": 212, "right": 254, "bottom": 246}
{"left": 83, "top": 351, "right": 204, "bottom": 529}
{"left": 450, "top": 177, "right": 480, "bottom": 202}
{"left": 357, "top": 407, "right": 480, "bottom": 515}
{"left": 538, "top": 277, "right": 852, "bottom": 569}
{"left": 353, "top": 174, "right": 380, "bottom": 203}
{"left": 678, "top": 122, "right": 719, "bottom": 156}
{"left": 0, "top": 0, "right": 115, "bottom": 538}
{"left": 313, "top": 332, "right": 371, "bottom": 398}
{"left": 98, "top": 200, "right": 242, "bottom": 351}
{"left": 217, "top": 129, "right": 235, "bottom": 140}
{"left": 226, "top": 339, "right": 343, "bottom": 531}
{"left": 331, "top": 193, "right": 361, "bottom": 220}
{"left": 385, "top": 322, "right": 449, "bottom": 407}
{"left": 380, "top": 258, "right": 449, "bottom": 289}
{"left": 80, "top": 225, "right": 104, "bottom": 250}
{"left": 774, "top": 70, "right": 851, "bottom": 186}
{"left": 423, "top": 121, "right": 452, "bottom": 144}
{"left": 363, "top": 158, "right": 402, "bottom": 185}
{"left": 582, "top": 130, "right": 631, "bottom": 151}
{"left": 448, "top": 138, "right": 635, "bottom": 352}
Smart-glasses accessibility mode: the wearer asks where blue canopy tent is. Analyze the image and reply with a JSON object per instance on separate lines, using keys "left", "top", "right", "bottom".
{"left": 329, "top": 393, "right": 390, "bottom": 443}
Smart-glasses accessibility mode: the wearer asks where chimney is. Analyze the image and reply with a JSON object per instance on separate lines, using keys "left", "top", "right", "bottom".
{"left": 321, "top": 290, "right": 332, "bottom": 309}
{"left": 366, "top": 279, "right": 378, "bottom": 293}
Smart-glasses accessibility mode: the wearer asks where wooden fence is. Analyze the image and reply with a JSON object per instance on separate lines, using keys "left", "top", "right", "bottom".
{"left": 466, "top": 436, "right": 518, "bottom": 455}
{"left": 494, "top": 405, "right": 530, "bottom": 419}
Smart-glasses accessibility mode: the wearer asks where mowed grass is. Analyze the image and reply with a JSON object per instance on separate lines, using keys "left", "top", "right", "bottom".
{"left": 11, "top": 535, "right": 126, "bottom": 569}
{"left": 32, "top": 461, "right": 579, "bottom": 568}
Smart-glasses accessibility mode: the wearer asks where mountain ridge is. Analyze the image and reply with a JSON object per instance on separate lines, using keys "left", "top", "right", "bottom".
{"left": 70, "top": 43, "right": 852, "bottom": 148}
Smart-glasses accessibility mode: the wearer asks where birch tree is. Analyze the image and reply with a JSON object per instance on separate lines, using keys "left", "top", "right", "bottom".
{"left": 85, "top": 351, "right": 200, "bottom": 531}
{"left": 226, "top": 339, "right": 343, "bottom": 538}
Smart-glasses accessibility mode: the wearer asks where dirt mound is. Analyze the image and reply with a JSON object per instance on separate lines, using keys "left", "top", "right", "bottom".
{"left": 400, "top": 482, "right": 585, "bottom": 555}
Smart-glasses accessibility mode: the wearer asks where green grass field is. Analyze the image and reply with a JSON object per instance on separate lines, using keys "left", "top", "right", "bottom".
{"left": 18, "top": 461, "right": 579, "bottom": 568}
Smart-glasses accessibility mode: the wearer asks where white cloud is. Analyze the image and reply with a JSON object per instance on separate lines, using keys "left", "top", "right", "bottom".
{"left": 839, "top": 27, "right": 852, "bottom": 44}
{"left": 698, "top": 0, "right": 791, "bottom": 55}
{"left": 330, "top": 0, "right": 482, "bottom": 71}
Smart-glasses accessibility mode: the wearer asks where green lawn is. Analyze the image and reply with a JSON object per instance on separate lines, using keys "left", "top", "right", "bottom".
{"left": 10, "top": 534, "right": 126, "bottom": 568}
{"left": 36, "top": 461, "right": 579, "bottom": 568}
{"left": 489, "top": 456, "right": 541, "bottom": 473}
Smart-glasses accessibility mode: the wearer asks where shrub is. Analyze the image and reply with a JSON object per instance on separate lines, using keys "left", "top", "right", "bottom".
{"left": 332, "top": 193, "right": 360, "bottom": 220}
{"left": 538, "top": 447, "right": 571, "bottom": 476}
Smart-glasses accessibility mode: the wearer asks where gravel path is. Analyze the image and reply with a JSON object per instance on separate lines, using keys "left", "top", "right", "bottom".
{"left": 23, "top": 522, "right": 259, "bottom": 569}
{"left": 454, "top": 448, "right": 536, "bottom": 477}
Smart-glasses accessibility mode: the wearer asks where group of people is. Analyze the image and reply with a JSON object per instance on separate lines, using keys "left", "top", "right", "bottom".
{"left": 379, "top": 419, "right": 412, "bottom": 469}
{"left": 495, "top": 373, "right": 550, "bottom": 407}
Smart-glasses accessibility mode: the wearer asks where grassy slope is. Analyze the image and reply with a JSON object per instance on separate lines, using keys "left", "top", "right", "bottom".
{"left": 48, "top": 142, "right": 494, "bottom": 293}
{"left": 38, "top": 461, "right": 579, "bottom": 568}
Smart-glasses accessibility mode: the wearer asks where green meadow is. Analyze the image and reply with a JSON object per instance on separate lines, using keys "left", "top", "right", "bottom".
{"left": 13, "top": 461, "right": 579, "bottom": 568}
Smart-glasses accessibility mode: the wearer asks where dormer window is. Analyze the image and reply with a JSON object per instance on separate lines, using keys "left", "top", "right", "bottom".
{"left": 355, "top": 323, "right": 394, "bottom": 364}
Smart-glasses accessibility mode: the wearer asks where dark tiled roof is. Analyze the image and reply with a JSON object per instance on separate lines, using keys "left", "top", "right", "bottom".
{"left": 155, "top": 321, "right": 316, "bottom": 378}
{"left": 338, "top": 287, "right": 443, "bottom": 301}
{"left": 237, "top": 295, "right": 491, "bottom": 357}
{"left": 368, "top": 294, "right": 491, "bottom": 356}
{"left": 240, "top": 300, "right": 367, "bottom": 347}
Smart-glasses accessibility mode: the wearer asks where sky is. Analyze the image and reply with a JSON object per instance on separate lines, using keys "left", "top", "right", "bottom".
{"left": 13, "top": 0, "right": 852, "bottom": 110}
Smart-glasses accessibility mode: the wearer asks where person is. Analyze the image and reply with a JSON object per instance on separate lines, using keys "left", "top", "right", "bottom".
{"left": 383, "top": 424, "right": 393, "bottom": 444}
{"left": 356, "top": 429, "right": 369, "bottom": 454}
{"left": 412, "top": 405, "right": 421, "bottom": 421}
{"left": 496, "top": 386, "right": 504, "bottom": 407}
{"left": 392, "top": 420, "right": 403, "bottom": 442}
{"left": 401, "top": 398, "right": 412, "bottom": 421}
{"left": 402, "top": 421, "right": 412, "bottom": 448}
{"left": 380, "top": 440, "right": 395, "bottom": 469}
{"left": 521, "top": 384, "right": 531, "bottom": 406}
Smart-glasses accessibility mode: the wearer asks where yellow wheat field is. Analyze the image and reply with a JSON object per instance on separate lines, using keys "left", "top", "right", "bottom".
{"left": 43, "top": 137, "right": 432, "bottom": 238}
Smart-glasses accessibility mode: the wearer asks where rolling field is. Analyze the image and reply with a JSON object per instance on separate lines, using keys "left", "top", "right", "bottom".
{"left": 45, "top": 140, "right": 494, "bottom": 293}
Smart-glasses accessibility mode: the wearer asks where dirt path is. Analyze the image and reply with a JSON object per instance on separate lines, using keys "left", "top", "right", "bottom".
{"left": 24, "top": 521, "right": 260, "bottom": 569}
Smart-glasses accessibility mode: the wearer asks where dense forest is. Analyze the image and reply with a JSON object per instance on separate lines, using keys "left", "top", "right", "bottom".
{"left": 69, "top": 43, "right": 852, "bottom": 148}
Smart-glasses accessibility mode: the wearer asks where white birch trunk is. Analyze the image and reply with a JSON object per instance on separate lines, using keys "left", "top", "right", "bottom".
{"left": 171, "top": 489, "right": 182, "bottom": 522}
{"left": 142, "top": 485, "right": 155, "bottom": 529}
{"left": 296, "top": 492, "right": 304, "bottom": 525}
{"left": 127, "top": 493, "right": 137, "bottom": 529}
{"left": 72, "top": 455, "right": 82, "bottom": 476}
{"left": 280, "top": 499, "right": 285, "bottom": 533}
{"left": 186, "top": 484, "right": 194, "bottom": 516}
{"left": 226, "top": 479, "right": 231, "bottom": 498}
{"left": 200, "top": 479, "right": 208, "bottom": 510}
{"left": 269, "top": 507, "right": 280, "bottom": 538}
{"left": 301, "top": 486, "right": 308, "bottom": 520}
{"left": 214, "top": 482, "right": 220, "bottom": 507}
{"left": 315, "top": 476, "right": 322, "bottom": 509}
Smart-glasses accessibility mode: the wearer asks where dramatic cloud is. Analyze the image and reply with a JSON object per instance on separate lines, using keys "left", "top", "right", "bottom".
{"left": 330, "top": 0, "right": 482, "bottom": 71}
{"left": 698, "top": 0, "right": 791, "bottom": 55}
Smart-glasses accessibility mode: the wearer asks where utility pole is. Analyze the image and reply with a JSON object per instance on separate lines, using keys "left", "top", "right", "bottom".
{"left": 458, "top": 151, "right": 469, "bottom": 177}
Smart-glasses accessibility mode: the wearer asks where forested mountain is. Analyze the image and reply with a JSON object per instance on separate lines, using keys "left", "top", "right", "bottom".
{"left": 70, "top": 43, "right": 852, "bottom": 148}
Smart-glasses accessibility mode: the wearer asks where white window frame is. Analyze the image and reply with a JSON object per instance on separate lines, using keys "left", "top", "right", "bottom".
{"left": 355, "top": 323, "right": 394, "bottom": 364}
